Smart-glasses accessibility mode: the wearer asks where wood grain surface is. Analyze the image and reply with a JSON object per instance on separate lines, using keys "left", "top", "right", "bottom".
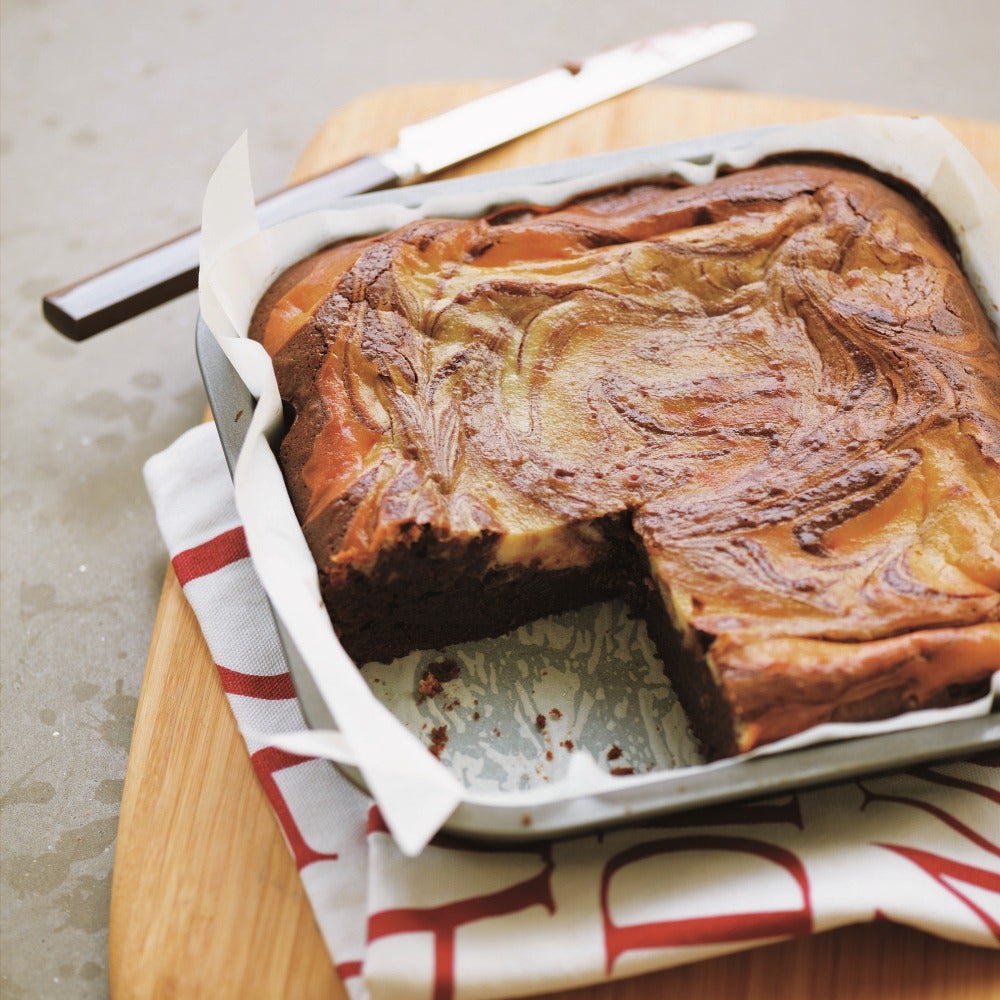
{"left": 108, "top": 84, "right": 1000, "bottom": 999}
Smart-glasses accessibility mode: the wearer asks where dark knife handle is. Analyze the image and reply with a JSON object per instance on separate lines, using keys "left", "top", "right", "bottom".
{"left": 42, "top": 153, "right": 402, "bottom": 341}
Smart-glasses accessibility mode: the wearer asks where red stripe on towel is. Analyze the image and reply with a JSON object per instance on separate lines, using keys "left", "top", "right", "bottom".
{"left": 173, "top": 526, "right": 249, "bottom": 585}
{"left": 217, "top": 664, "right": 297, "bottom": 700}
{"left": 336, "top": 960, "right": 363, "bottom": 980}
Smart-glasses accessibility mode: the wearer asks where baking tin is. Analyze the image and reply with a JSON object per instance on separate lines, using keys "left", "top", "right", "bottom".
{"left": 196, "top": 125, "right": 1000, "bottom": 843}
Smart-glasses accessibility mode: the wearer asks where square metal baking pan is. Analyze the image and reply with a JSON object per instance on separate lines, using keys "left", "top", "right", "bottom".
{"left": 196, "top": 134, "right": 1000, "bottom": 842}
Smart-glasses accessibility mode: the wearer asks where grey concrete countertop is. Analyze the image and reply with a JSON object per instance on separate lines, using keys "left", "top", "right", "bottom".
{"left": 1, "top": 1, "right": 997, "bottom": 996}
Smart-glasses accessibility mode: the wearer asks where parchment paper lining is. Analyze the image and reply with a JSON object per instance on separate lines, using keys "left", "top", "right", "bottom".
{"left": 198, "top": 117, "right": 1000, "bottom": 856}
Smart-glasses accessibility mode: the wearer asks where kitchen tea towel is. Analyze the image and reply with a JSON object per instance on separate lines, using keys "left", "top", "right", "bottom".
{"left": 145, "top": 421, "right": 1000, "bottom": 1000}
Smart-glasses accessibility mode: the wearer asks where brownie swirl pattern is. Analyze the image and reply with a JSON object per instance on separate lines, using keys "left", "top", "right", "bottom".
{"left": 251, "top": 163, "right": 1000, "bottom": 756}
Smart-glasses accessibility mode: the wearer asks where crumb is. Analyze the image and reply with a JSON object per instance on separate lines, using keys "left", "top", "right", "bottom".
{"left": 417, "top": 673, "right": 443, "bottom": 702}
{"left": 472, "top": 711, "right": 480, "bottom": 721}
{"left": 560, "top": 739, "right": 575, "bottom": 751}
{"left": 548, "top": 708, "right": 562, "bottom": 720}
{"left": 492, "top": 726, "right": 502, "bottom": 737}
{"left": 428, "top": 724, "right": 448, "bottom": 758}
{"left": 607, "top": 744, "right": 623, "bottom": 761}
{"left": 429, "top": 658, "right": 460, "bottom": 683}
{"left": 535, "top": 713, "right": 546, "bottom": 731}
{"left": 521, "top": 814, "right": 533, "bottom": 827}
{"left": 545, "top": 750, "right": 553, "bottom": 761}
{"left": 416, "top": 659, "right": 461, "bottom": 704}
{"left": 610, "top": 766, "right": 635, "bottom": 776}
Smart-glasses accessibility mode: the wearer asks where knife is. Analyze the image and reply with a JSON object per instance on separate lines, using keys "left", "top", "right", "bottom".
{"left": 42, "top": 21, "right": 755, "bottom": 341}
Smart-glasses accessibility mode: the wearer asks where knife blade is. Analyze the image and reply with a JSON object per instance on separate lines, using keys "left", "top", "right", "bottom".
{"left": 42, "top": 21, "right": 755, "bottom": 340}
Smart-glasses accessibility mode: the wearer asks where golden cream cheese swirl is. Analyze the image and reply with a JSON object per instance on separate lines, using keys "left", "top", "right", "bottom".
{"left": 253, "top": 163, "right": 1000, "bottom": 662}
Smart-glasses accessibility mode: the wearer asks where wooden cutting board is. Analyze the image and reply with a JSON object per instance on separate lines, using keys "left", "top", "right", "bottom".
{"left": 108, "top": 84, "right": 1000, "bottom": 1000}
